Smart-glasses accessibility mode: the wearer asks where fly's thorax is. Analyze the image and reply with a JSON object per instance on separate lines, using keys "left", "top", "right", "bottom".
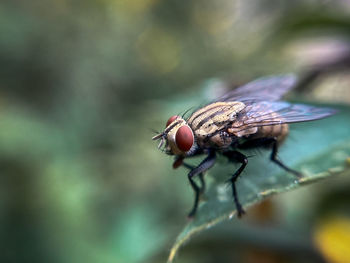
{"left": 188, "top": 101, "right": 245, "bottom": 148}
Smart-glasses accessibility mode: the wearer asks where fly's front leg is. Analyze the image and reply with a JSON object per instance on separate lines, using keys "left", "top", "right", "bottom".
{"left": 223, "top": 151, "right": 248, "bottom": 217}
{"left": 238, "top": 137, "right": 302, "bottom": 178}
{"left": 187, "top": 151, "right": 216, "bottom": 218}
{"left": 181, "top": 162, "right": 206, "bottom": 194}
{"left": 173, "top": 157, "right": 206, "bottom": 194}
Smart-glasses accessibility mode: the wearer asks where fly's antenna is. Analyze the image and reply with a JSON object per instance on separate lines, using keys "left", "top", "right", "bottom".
{"left": 152, "top": 118, "right": 183, "bottom": 143}
{"left": 151, "top": 126, "right": 165, "bottom": 141}
{"left": 157, "top": 137, "right": 165, "bottom": 149}
{"left": 152, "top": 133, "right": 164, "bottom": 140}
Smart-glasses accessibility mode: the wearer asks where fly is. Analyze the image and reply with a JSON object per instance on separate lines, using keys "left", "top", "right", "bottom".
{"left": 152, "top": 74, "right": 337, "bottom": 218}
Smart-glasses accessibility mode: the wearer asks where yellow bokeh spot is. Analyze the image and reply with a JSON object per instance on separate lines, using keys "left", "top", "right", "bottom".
{"left": 346, "top": 157, "right": 350, "bottom": 166}
{"left": 136, "top": 27, "right": 181, "bottom": 74}
{"left": 193, "top": 1, "right": 236, "bottom": 35}
{"left": 314, "top": 217, "right": 350, "bottom": 263}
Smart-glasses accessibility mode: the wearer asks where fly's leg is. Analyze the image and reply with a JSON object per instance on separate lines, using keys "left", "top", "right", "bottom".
{"left": 238, "top": 137, "right": 302, "bottom": 178}
{"left": 187, "top": 151, "right": 216, "bottom": 218}
{"left": 188, "top": 177, "right": 200, "bottom": 218}
{"left": 173, "top": 157, "right": 206, "bottom": 194}
{"left": 199, "top": 173, "right": 205, "bottom": 194}
{"left": 182, "top": 162, "right": 206, "bottom": 194}
{"left": 223, "top": 151, "right": 248, "bottom": 218}
{"left": 270, "top": 139, "right": 302, "bottom": 177}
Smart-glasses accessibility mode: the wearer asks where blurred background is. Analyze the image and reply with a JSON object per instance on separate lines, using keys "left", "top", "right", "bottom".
{"left": 1, "top": 0, "right": 350, "bottom": 262}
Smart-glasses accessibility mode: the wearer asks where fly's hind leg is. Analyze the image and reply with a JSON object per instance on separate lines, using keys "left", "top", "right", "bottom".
{"left": 238, "top": 137, "right": 302, "bottom": 178}
{"left": 223, "top": 150, "right": 248, "bottom": 218}
{"left": 270, "top": 139, "right": 302, "bottom": 178}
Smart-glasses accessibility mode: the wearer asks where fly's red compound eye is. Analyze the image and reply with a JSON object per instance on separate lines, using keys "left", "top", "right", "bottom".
{"left": 175, "top": 126, "right": 194, "bottom": 152}
{"left": 166, "top": 115, "right": 179, "bottom": 127}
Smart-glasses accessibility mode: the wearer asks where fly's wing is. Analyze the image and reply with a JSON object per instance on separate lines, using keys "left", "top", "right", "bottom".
{"left": 229, "top": 101, "right": 337, "bottom": 132}
{"left": 186, "top": 74, "right": 297, "bottom": 121}
{"left": 218, "top": 74, "right": 297, "bottom": 103}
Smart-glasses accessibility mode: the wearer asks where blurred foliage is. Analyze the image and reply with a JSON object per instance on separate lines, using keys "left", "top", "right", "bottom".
{"left": 0, "top": 0, "right": 350, "bottom": 263}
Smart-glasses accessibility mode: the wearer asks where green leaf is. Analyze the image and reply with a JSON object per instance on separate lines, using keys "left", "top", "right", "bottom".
{"left": 168, "top": 104, "right": 350, "bottom": 262}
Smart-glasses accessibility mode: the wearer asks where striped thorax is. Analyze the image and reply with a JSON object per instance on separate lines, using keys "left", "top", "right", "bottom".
{"left": 188, "top": 102, "right": 245, "bottom": 148}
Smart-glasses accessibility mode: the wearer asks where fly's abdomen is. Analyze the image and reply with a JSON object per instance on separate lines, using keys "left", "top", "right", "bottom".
{"left": 227, "top": 111, "right": 289, "bottom": 143}
{"left": 250, "top": 123, "right": 289, "bottom": 143}
{"left": 249, "top": 111, "right": 289, "bottom": 142}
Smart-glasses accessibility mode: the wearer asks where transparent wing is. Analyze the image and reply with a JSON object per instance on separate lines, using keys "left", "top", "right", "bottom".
{"left": 217, "top": 74, "right": 298, "bottom": 103}
{"left": 229, "top": 101, "right": 337, "bottom": 132}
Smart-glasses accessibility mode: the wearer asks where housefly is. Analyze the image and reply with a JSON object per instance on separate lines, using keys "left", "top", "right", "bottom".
{"left": 152, "top": 74, "right": 336, "bottom": 218}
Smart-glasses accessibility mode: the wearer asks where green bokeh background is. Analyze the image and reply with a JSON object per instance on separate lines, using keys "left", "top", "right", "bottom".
{"left": 1, "top": 1, "right": 350, "bottom": 263}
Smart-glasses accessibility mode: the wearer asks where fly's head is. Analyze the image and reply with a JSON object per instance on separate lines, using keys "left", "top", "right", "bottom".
{"left": 152, "top": 115, "right": 196, "bottom": 156}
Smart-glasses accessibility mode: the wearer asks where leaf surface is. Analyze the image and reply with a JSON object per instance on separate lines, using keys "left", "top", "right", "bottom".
{"left": 168, "top": 104, "right": 350, "bottom": 262}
